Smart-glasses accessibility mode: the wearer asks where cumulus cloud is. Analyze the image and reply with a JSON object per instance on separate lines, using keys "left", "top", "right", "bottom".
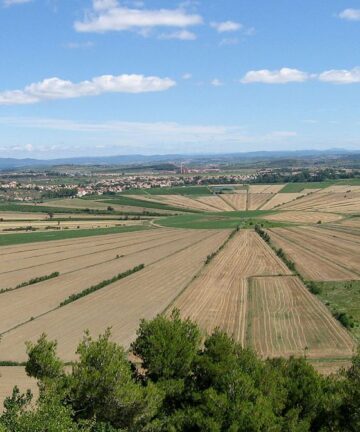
{"left": 339, "top": 8, "right": 360, "bottom": 21}
{"left": 241, "top": 68, "right": 310, "bottom": 84}
{"left": 0, "top": 74, "right": 176, "bottom": 105}
{"left": 159, "top": 29, "right": 196, "bottom": 40}
{"left": 319, "top": 67, "right": 360, "bottom": 84}
{"left": 211, "top": 78, "right": 223, "bottom": 87}
{"left": 74, "top": 0, "right": 203, "bottom": 33}
{"left": 210, "top": 20, "right": 242, "bottom": 33}
{"left": 3, "top": 0, "right": 32, "bottom": 6}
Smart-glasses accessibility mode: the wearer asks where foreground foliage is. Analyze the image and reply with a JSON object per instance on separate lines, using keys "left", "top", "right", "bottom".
{"left": 0, "top": 310, "right": 359, "bottom": 431}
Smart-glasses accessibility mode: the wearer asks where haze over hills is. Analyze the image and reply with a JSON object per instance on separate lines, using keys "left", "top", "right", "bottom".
{"left": 0, "top": 149, "right": 359, "bottom": 170}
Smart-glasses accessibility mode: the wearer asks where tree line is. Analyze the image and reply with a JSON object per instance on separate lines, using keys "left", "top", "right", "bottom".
{"left": 0, "top": 311, "right": 359, "bottom": 431}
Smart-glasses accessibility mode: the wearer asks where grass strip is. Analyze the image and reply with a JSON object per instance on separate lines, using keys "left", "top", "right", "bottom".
{"left": 0, "top": 225, "right": 151, "bottom": 247}
{"left": 205, "top": 227, "right": 238, "bottom": 264}
{"left": 0, "top": 272, "right": 60, "bottom": 295}
{"left": 59, "top": 264, "right": 145, "bottom": 307}
{"left": 100, "top": 196, "right": 200, "bottom": 213}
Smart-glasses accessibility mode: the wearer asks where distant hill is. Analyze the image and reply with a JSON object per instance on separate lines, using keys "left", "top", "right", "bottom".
{"left": 0, "top": 149, "right": 359, "bottom": 170}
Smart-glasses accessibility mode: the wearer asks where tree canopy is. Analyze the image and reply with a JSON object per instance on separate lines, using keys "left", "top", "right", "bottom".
{"left": 0, "top": 311, "right": 359, "bottom": 431}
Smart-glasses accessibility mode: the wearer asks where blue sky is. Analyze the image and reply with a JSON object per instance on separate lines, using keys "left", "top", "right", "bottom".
{"left": 0, "top": 0, "right": 360, "bottom": 158}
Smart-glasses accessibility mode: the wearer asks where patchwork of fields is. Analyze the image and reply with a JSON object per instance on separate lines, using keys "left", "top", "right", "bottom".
{"left": 1, "top": 181, "right": 360, "bottom": 405}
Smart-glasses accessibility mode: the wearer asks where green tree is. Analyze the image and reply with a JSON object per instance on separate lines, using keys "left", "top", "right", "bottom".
{"left": 1, "top": 389, "right": 90, "bottom": 432}
{"left": 25, "top": 334, "right": 64, "bottom": 381}
{"left": 339, "top": 350, "right": 360, "bottom": 431}
{"left": 67, "top": 329, "right": 161, "bottom": 430}
{"left": 132, "top": 309, "right": 201, "bottom": 382}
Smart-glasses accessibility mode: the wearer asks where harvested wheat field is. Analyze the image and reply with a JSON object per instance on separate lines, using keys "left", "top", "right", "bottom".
{"left": 0, "top": 230, "right": 229, "bottom": 362}
{"left": 279, "top": 190, "right": 360, "bottom": 214}
{"left": 0, "top": 229, "right": 215, "bottom": 334}
{"left": 0, "top": 212, "right": 51, "bottom": 221}
{"left": 337, "top": 217, "right": 360, "bottom": 229}
{"left": 138, "top": 195, "right": 219, "bottom": 212}
{"left": 0, "top": 228, "right": 206, "bottom": 289}
{"left": 37, "top": 198, "right": 172, "bottom": 215}
{"left": 0, "top": 367, "right": 38, "bottom": 413}
{"left": 264, "top": 211, "right": 343, "bottom": 224}
{"left": 260, "top": 193, "right": 305, "bottom": 210}
{"left": 192, "top": 196, "right": 234, "bottom": 211}
{"left": 248, "top": 193, "right": 272, "bottom": 210}
{"left": 323, "top": 185, "right": 360, "bottom": 193}
{"left": 249, "top": 185, "right": 285, "bottom": 194}
{"left": 220, "top": 193, "right": 247, "bottom": 211}
{"left": 248, "top": 276, "right": 355, "bottom": 359}
{"left": 171, "top": 230, "right": 291, "bottom": 346}
{"left": 268, "top": 227, "right": 360, "bottom": 280}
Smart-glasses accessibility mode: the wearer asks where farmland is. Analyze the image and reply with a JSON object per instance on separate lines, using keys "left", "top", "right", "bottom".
{"left": 247, "top": 276, "right": 354, "bottom": 359}
{"left": 1, "top": 180, "right": 360, "bottom": 406}
{"left": 171, "top": 230, "right": 354, "bottom": 360}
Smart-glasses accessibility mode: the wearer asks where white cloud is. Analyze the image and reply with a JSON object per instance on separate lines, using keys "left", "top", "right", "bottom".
{"left": 210, "top": 20, "right": 242, "bottom": 33}
{"left": 319, "top": 67, "right": 360, "bottom": 84}
{"left": 3, "top": 0, "right": 32, "bottom": 6}
{"left": 339, "top": 8, "right": 360, "bottom": 21}
{"left": 182, "top": 73, "right": 192, "bottom": 80}
{"left": 75, "top": 2, "right": 203, "bottom": 33}
{"left": 0, "top": 74, "right": 176, "bottom": 105}
{"left": 241, "top": 68, "right": 310, "bottom": 84}
{"left": 211, "top": 78, "right": 223, "bottom": 87}
{"left": 159, "top": 29, "right": 196, "bottom": 40}
{"left": 93, "top": 0, "right": 118, "bottom": 11}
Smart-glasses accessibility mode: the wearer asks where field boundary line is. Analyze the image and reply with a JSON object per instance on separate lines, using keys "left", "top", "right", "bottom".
{"left": 258, "top": 193, "right": 278, "bottom": 211}
{"left": 161, "top": 229, "right": 237, "bottom": 316}
{"left": 0, "top": 230, "right": 185, "bottom": 277}
{"left": 269, "top": 228, "right": 360, "bottom": 278}
{"left": 0, "top": 232, "right": 218, "bottom": 339}
{"left": 217, "top": 194, "right": 237, "bottom": 211}
{"left": 0, "top": 264, "right": 147, "bottom": 338}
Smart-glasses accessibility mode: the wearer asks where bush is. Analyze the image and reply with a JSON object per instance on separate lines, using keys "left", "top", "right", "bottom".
{"left": 59, "top": 265, "right": 144, "bottom": 306}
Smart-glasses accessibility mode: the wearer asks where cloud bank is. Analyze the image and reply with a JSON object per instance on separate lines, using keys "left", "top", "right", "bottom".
{"left": 0, "top": 74, "right": 176, "bottom": 105}
{"left": 75, "top": 0, "right": 202, "bottom": 33}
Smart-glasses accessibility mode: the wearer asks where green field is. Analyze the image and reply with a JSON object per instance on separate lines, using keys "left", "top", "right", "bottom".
{"left": 158, "top": 210, "right": 286, "bottom": 229}
{"left": 314, "top": 280, "right": 360, "bottom": 342}
{"left": 280, "top": 178, "right": 360, "bottom": 193}
{"left": 0, "top": 202, "right": 164, "bottom": 217}
{"left": 0, "top": 225, "right": 151, "bottom": 247}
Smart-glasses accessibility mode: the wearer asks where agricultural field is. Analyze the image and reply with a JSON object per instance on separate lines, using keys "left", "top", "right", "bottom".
{"left": 1, "top": 181, "right": 360, "bottom": 405}
{"left": 278, "top": 190, "right": 360, "bottom": 213}
{"left": 171, "top": 230, "right": 355, "bottom": 360}
{"left": 261, "top": 193, "right": 306, "bottom": 210}
{"left": 248, "top": 193, "right": 273, "bottom": 210}
{"left": 0, "top": 367, "right": 37, "bottom": 413}
{"left": 249, "top": 184, "right": 285, "bottom": 193}
{"left": 0, "top": 218, "right": 143, "bottom": 232}
{"left": 247, "top": 276, "right": 354, "bottom": 359}
{"left": 39, "top": 197, "right": 175, "bottom": 215}
{"left": 219, "top": 192, "right": 247, "bottom": 211}
{"left": 264, "top": 211, "right": 343, "bottom": 224}
{"left": 170, "top": 230, "right": 291, "bottom": 347}
{"left": 268, "top": 226, "right": 360, "bottom": 280}
{"left": 0, "top": 229, "right": 229, "bottom": 362}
